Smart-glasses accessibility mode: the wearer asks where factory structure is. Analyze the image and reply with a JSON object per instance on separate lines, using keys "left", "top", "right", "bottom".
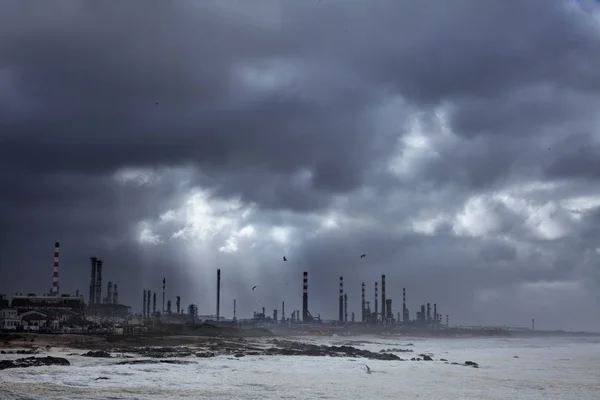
{"left": 1, "top": 241, "right": 462, "bottom": 334}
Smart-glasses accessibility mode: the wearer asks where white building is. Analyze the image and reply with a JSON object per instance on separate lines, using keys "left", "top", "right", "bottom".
{"left": 20, "top": 310, "right": 59, "bottom": 331}
{"left": 0, "top": 308, "right": 21, "bottom": 331}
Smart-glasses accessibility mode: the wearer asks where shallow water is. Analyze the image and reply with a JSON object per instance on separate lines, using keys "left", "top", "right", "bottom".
{"left": 1, "top": 335, "right": 599, "bottom": 399}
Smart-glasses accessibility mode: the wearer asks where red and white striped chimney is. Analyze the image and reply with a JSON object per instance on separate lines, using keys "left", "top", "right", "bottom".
{"left": 52, "top": 242, "right": 60, "bottom": 294}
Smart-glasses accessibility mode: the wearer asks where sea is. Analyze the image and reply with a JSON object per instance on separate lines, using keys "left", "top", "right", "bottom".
{"left": 1, "top": 335, "right": 599, "bottom": 399}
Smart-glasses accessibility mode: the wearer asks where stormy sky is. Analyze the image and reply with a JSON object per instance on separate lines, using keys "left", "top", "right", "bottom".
{"left": 1, "top": 0, "right": 600, "bottom": 331}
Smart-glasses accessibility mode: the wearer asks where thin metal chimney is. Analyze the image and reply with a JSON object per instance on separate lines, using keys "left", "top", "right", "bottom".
{"left": 89, "top": 257, "right": 97, "bottom": 305}
{"left": 426, "top": 303, "right": 431, "bottom": 323}
{"left": 113, "top": 284, "right": 118, "bottom": 304}
{"left": 106, "top": 281, "right": 113, "bottom": 304}
{"left": 302, "top": 272, "right": 308, "bottom": 322}
{"left": 233, "top": 299, "right": 237, "bottom": 321}
{"left": 339, "top": 277, "right": 344, "bottom": 322}
{"left": 147, "top": 289, "right": 151, "bottom": 317}
{"left": 176, "top": 296, "right": 181, "bottom": 314}
{"left": 167, "top": 300, "right": 172, "bottom": 314}
{"left": 143, "top": 290, "right": 147, "bottom": 318}
{"left": 153, "top": 292, "right": 157, "bottom": 316}
{"left": 402, "top": 288, "right": 407, "bottom": 322}
{"left": 216, "top": 269, "right": 221, "bottom": 321}
{"left": 381, "top": 274, "right": 386, "bottom": 324}
{"left": 374, "top": 282, "right": 378, "bottom": 323}
{"left": 52, "top": 242, "right": 60, "bottom": 294}
{"left": 344, "top": 293, "right": 348, "bottom": 322}
{"left": 95, "top": 259, "right": 103, "bottom": 305}
{"left": 281, "top": 301, "right": 285, "bottom": 321}
{"left": 162, "top": 278, "right": 166, "bottom": 314}
{"left": 361, "top": 282, "right": 365, "bottom": 322}
{"left": 433, "top": 303, "right": 437, "bottom": 327}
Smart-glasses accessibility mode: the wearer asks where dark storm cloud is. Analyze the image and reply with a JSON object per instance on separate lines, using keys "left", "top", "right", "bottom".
{"left": 1, "top": 0, "right": 600, "bottom": 330}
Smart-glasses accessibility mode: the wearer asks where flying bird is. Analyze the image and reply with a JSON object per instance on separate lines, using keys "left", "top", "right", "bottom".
{"left": 360, "top": 254, "right": 366, "bottom": 258}
{"left": 364, "top": 364, "right": 371, "bottom": 374}
{"left": 252, "top": 286, "right": 258, "bottom": 291}
{"left": 283, "top": 256, "right": 287, "bottom": 261}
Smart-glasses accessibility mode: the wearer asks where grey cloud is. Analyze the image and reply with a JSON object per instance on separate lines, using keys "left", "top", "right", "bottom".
{"left": 1, "top": 0, "right": 600, "bottom": 331}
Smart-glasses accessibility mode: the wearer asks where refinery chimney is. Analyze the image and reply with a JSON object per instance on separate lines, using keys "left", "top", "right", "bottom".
{"left": 153, "top": 292, "right": 157, "bottom": 316}
{"left": 113, "top": 284, "right": 118, "bottom": 304}
{"left": 402, "top": 288, "right": 407, "bottom": 322}
{"left": 176, "top": 296, "right": 181, "bottom": 314}
{"left": 51, "top": 242, "right": 60, "bottom": 295}
{"left": 281, "top": 301, "right": 285, "bottom": 321}
{"left": 381, "top": 274, "right": 386, "bottom": 324}
{"left": 302, "top": 272, "right": 308, "bottom": 322}
{"left": 216, "top": 269, "right": 221, "bottom": 322}
{"left": 338, "top": 277, "right": 344, "bottom": 322}
{"left": 433, "top": 303, "right": 437, "bottom": 327}
{"left": 143, "top": 290, "right": 147, "bottom": 318}
{"left": 89, "top": 257, "right": 97, "bottom": 305}
{"left": 162, "top": 278, "right": 166, "bottom": 314}
{"left": 106, "top": 281, "right": 113, "bottom": 304}
{"left": 344, "top": 293, "right": 348, "bottom": 322}
{"left": 374, "top": 282, "right": 378, "bottom": 323}
{"left": 147, "top": 289, "right": 151, "bottom": 317}
{"left": 95, "top": 259, "right": 103, "bottom": 305}
{"left": 361, "top": 282, "right": 365, "bottom": 322}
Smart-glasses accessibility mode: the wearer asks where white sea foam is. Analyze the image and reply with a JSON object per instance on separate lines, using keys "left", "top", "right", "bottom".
{"left": 1, "top": 335, "right": 599, "bottom": 399}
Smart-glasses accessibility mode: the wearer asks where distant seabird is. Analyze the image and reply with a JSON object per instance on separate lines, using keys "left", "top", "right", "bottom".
{"left": 364, "top": 364, "right": 371, "bottom": 374}
{"left": 360, "top": 254, "right": 366, "bottom": 258}
{"left": 252, "top": 286, "right": 258, "bottom": 291}
{"left": 283, "top": 256, "right": 287, "bottom": 261}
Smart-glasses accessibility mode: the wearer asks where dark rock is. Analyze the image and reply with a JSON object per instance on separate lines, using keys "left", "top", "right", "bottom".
{"left": 245, "top": 351, "right": 261, "bottom": 356}
{"left": 0, "top": 356, "right": 70, "bottom": 370}
{"left": 440, "top": 358, "right": 448, "bottom": 362}
{"left": 117, "top": 359, "right": 197, "bottom": 365}
{"left": 234, "top": 353, "right": 245, "bottom": 358}
{"left": 451, "top": 362, "right": 459, "bottom": 365}
{"left": 82, "top": 351, "right": 111, "bottom": 358}
{"left": 421, "top": 355, "right": 433, "bottom": 361}
{"left": 95, "top": 377, "right": 109, "bottom": 380}
{"left": 196, "top": 352, "right": 216, "bottom": 358}
{"left": 465, "top": 361, "right": 478, "bottom": 366}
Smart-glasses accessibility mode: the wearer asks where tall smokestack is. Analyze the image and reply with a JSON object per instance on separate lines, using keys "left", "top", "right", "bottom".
{"left": 113, "top": 284, "right": 118, "bottom": 304}
{"left": 374, "top": 282, "right": 378, "bottom": 323}
{"left": 143, "top": 290, "right": 147, "bottom": 318}
{"left": 95, "top": 259, "right": 103, "bottom": 305}
{"left": 361, "top": 282, "right": 365, "bottom": 322}
{"left": 344, "top": 293, "right": 348, "bottom": 322}
{"left": 167, "top": 300, "right": 172, "bottom": 314}
{"left": 381, "top": 275, "right": 386, "bottom": 324}
{"left": 402, "top": 288, "right": 407, "bottom": 322}
{"left": 233, "top": 299, "right": 236, "bottom": 321}
{"left": 89, "top": 257, "right": 97, "bottom": 305}
{"left": 153, "top": 292, "right": 157, "bottom": 316}
{"left": 281, "top": 301, "right": 285, "bottom": 321}
{"left": 433, "top": 303, "right": 437, "bottom": 327}
{"left": 216, "top": 269, "right": 221, "bottom": 322}
{"left": 52, "top": 242, "right": 60, "bottom": 294}
{"left": 446, "top": 314, "right": 449, "bottom": 326}
{"left": 147, "top": 290, "right": 151, "bottom": 317}
{"left": 176, "top": 296, "right": 181, "bottom": 314}
{"left": 339, "top": 277, "right": 344, "bottom": 322}
{"left": 106, "top": 281, "right": 113, "bottom": 304}
{"left": 162, "top": 278, "right": 166, "bottom": 314}
{"left": 302, "top": 272, "right": 308, "bottom": 322}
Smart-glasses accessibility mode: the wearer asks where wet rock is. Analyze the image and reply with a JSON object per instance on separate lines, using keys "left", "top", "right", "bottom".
{"left": 381, "top": 348, "right": 414, "bottom": 353}
{"left": 420, "top": 355, "right": 433, "bottom": 361}
{"left": 465, "top": 361, "right": 478, "bottom": 366}
{"left": 0, "top": 356, "right": 70, "bottom": 370}
{"left": 82, "top": 350, "right": 112, "bottom": 358}
{"left": 117, "top": 359, "right": 197, "bottom": 365}
{"left": 234, "top": 353, "right": 245, "bottom": 358}
{"left": 196, "top": 352, "right": 216, "bottom": 358}
{"left": 95, "top": 377, "right": 109, "bottom": 380}
{"left": 267, "top": 340, "right": 403, "bottom": 361}
{"left": 440, "top": 358, "right": 448, "bottom": 362}
{"left": 246, "top": 351, "right": 261, "bottom": 356}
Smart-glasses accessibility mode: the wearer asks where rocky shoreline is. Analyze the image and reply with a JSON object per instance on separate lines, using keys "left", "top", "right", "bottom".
{"left": 0, "top": 336, "right": 480, "bottom": 371}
